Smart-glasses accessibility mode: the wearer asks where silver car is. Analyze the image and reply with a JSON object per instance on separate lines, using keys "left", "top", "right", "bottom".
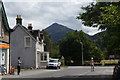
{"left": 46, "top": 59, "right": 61, "bottom": 69}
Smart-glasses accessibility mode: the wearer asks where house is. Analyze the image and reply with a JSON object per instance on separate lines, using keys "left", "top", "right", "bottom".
{"left": 0, "top": 1, "right": 11, "bottom": 73}
{"left": 10, "top": 15, "right": 49, "bottom": 69}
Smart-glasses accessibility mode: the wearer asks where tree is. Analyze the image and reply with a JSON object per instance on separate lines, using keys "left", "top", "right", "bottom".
{"left": 42, "top": 30, "right": 52, "bottom": 52}
{"left": 59, "top": 30, "right": 103, "bottom": 65}
{"left": 100, "top": 3, "right": 120, "bottom": 56}
{"left": 50, "top": 43, "right": 60, "bottom": 58}
{"left": 42, "top": 30, "right": 60, "bottom": 58}
{"left": 77, "top": 2, "right": 111, "bottom": 30}
{"left": 77, "top": 2, "right": 120, "bottom": 58}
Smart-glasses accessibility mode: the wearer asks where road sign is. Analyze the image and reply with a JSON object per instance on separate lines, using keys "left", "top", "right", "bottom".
{"left": 61, "top": 56, "right": 64, "bottom": 60}
{"left": 109, "top": 55, "right": 114, "bottom": 58}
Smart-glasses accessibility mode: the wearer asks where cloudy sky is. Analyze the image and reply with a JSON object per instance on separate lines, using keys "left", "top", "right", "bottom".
{"left": 3, "top": 0, "right": 102, "bottom": 35}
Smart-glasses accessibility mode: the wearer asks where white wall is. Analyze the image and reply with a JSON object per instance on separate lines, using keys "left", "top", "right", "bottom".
{"left": 6, "top": 49, "right": 9, "bottom": 73}
{"left": 36, "top": 37, "right": 44, "bottom": 52}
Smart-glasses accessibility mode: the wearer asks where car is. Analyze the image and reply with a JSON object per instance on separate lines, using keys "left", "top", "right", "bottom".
{"left": 46, "top": 59, "right": 61, "bottom": 69}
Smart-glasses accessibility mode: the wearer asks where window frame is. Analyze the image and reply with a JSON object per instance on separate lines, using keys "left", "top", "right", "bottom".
{"left": 24, "top": 36, "right": 32, "bottom": 48}
{"left": 40, "top": 53, "right": 47, "bottom": 62}
{"left": 40, "top": 53, "right": 44, "bottom": 61}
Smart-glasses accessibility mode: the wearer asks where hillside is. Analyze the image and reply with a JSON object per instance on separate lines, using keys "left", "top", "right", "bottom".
{"left": 45, "top": 23, "right": 74, "bottom": 42}
{"left": 45, "top": 23, "right": 105, "bottom": 50}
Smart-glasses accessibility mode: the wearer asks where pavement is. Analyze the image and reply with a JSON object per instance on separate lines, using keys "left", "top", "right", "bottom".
{"left": 0, "top": 66, "right": 114, "bottom": 80}
{"left": 0, "top": 68, "right": 64, "bottom": 79}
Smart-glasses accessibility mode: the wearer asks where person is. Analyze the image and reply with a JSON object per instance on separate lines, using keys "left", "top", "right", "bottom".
{"left": 90, "top": 57, "right": 94, "bottom": 71}
{"left": 113, "top": 61, "right": 120, "bottom": 80}
{"left": 17, "top": 57, "right": 21, "bottom": 75}
{"left": 1, "top": 64, "right": 6, "bottom": 75}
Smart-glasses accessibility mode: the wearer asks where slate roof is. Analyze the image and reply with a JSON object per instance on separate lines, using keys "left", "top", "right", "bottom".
{"left": 13, "top": 24, "right": 43, "bottom": 42}
{"left": 21, "top": 26, "right": 44, "bottom": 41}
{"left": 31, "top": 30, "right": 44, "bottom": 41}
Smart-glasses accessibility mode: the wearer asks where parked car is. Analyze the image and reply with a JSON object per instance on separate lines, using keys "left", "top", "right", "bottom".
{"left": 46, "top": 59, "right": 61, "bottom": 69}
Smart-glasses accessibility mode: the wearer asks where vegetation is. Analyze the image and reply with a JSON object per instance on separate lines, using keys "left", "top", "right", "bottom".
{"left": 42, "top": 30, "right": 60, "bottom": 58}
{"left": 59, "top": 30, "right": 104, "bottom": 65}
{"left": 42, "top": 2, "right": 120, "bottom": 65}
{"left": 100, "top": 2, "right": 120, "bottom": 57}
{"left": 77, "top": 2, "right": 120, "bottom": 58}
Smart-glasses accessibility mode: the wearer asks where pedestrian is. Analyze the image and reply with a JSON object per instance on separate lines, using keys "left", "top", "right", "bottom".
{"left": 90, "top": 57, "right": 94, "bottom": 72}
{"left": 1, "top": 64, "right": 6, "bottom": 75}
{"left": 17, "top": 57, "right": 21, "bottom": 75}
{"left": 113, "top": 61, "right": 120, "bottom": 80}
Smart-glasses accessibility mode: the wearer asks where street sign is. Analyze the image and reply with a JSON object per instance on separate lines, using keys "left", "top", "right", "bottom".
{"left": 109, "top": 55, "right": 114, "bottom": 58}
{"left": 61, "top": 56, "right": 64, "bottom": 60}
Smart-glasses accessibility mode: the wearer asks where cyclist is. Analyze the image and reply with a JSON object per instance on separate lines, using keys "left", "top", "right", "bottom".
{"left": 90, "top": 57, "right": 94, "bottom": 71}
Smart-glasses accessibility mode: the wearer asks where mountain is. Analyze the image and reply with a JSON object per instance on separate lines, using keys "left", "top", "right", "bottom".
{"left": 44, "top": 23, "right": 74, "bottom": 42}
{"left": 45, "top": 23, "right": 105, "bottom": 46}
{"left": 87, "top": 31, "right": 105, "bottom": 40}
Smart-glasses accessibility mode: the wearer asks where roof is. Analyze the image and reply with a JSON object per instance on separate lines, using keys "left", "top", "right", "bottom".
{"left": 31, "top": 30, "right": 40, "bottom": 39}
{"left": 13, "top": 24, "right": 44, "bottom": 42}
{"left": 0, "top": 1, "right": 10, "bottom": 31}
{"left": 13, "top": 24, "right": 37, "bottom": 42}
{"left": 31, "top": 30, "right": 44, "bottom": 40}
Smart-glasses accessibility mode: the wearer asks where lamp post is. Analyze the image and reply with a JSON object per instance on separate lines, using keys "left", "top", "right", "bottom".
{"left": 80, "top": 42, "right": 84, "bottom": 65}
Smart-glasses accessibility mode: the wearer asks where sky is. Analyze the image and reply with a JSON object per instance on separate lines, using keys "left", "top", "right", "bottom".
{"left": 3, "top": 0, "right": 102, "bottom": 35}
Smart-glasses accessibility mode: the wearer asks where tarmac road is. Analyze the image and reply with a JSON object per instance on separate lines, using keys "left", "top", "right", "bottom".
{"left": 1, "top": 66, "right": 114, "bottom": 80}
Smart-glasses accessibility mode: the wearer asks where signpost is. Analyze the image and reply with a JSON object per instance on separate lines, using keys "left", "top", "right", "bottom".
{"left": 109, "top": 55, "right": 115, "bottom": 59}
{"left": 61, "top": 56, "right": 64, "bottom": 66}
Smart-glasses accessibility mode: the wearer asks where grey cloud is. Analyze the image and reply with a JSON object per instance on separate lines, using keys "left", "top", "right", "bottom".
{"left": 3, "top": 2, "right": 100, "bottom": 35}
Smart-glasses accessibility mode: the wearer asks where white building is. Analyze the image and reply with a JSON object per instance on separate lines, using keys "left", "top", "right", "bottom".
{"left": 0, "top": 1, "right": 11, "bottom": 73}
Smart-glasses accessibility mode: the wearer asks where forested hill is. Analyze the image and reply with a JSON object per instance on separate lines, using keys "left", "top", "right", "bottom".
{"left": 45, "top": 23, "right": 105, "bottom": 44}
{"left": 45, "top": 23, "right": 74, "bottom": 42}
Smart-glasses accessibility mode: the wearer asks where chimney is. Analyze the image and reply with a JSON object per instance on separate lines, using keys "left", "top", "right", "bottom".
{"left": 28, "top": 24, "right": 33, "bottom": 31}
{"left": 16, "top": 15, "right": 22, "bottom": 25}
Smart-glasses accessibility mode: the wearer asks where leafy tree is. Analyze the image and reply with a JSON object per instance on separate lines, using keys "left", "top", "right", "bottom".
{"left": 59, "top": 30, "right": 103, "bottom": 65}
{"left": 51, "top": 43, "right": 60, "bottom": 58}
{"left": 42, "top": 30, "right": 60, "bottom": 58}
{"left": 77, "top": 2, "right": 120, "bottom": 58}
{"left": 42, "top": 30, "right": 52, "bottom": 52}
{"left": 100, "top": 3, "right": 120, "bottom": 56}
{"left": 77, "top": 2, "right": 111, "bottom": 30}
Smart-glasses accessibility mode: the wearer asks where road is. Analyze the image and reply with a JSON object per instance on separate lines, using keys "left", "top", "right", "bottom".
{"left": 2, "top": 66, "right": 114, "bottom": 80}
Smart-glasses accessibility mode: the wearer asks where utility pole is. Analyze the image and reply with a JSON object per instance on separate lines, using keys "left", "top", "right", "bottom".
{"left": 80, "top": 42, "right": 84, "bottom": 65}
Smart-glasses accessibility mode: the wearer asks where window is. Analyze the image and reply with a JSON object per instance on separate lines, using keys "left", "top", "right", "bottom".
{"left": 40, "top": 53, "right": 47, "bottom": 61}
{"left": 44, "top": 53, "right": 47, "bottom": 61}
{"left": 25, "top": 36, "right": 31, "bottom": 47}
{"left": 41, "top": 53, "right": 43, "bottom": 61}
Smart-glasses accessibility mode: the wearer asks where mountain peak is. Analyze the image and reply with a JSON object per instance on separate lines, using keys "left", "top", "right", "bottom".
{"left": 46, "top": 23, "right": 69, "bottom": 30}
{"left": 52, "top": 23, "right": 59, "bottom": 25}
{"left": 45, "top": 23, "right": 74, "bottom": 42}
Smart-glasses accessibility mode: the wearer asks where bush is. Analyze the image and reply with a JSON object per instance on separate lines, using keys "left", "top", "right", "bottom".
{"left": 84, "top": 61, "right": 90, "bottom": 66}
